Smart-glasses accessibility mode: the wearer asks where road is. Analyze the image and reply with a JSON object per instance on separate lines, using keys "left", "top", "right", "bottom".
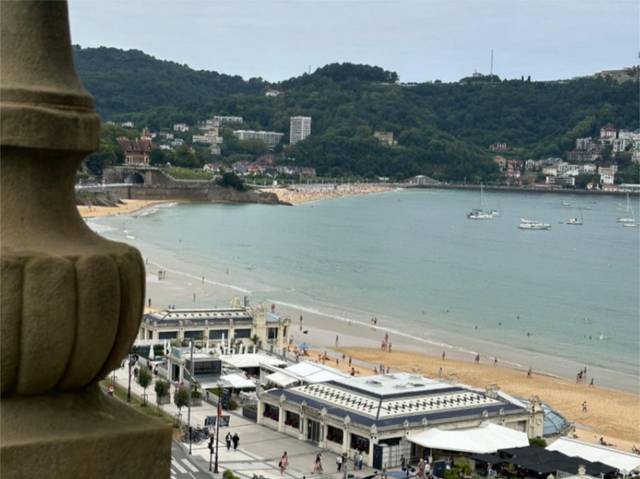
{"left": 172, "top": 440, "right": 213, "bottom": 479}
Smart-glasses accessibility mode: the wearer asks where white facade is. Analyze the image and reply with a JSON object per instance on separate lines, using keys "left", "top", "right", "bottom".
{"left": 600, "top": 174, "right": 615, "bottom": 185}
{"left": 233, "top": 130, "right": 284, "bottom": 148}
{"left": 289, "top": 116, "right": 312, "bottom": 145}
{"left": 173, "top": 123, "right": 190, "bottom": 132}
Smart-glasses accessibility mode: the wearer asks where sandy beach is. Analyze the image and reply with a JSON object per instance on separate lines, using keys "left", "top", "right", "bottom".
{"left": 267, "top": 183, "right": 395, "bottom": 205}
{"left": 77, "top": 199, "right": 170, "bottom": 218}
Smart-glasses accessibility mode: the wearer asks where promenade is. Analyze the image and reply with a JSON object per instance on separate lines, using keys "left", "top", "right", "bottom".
{"left": 111, "top": 365, "right": 376, "bottom": 479}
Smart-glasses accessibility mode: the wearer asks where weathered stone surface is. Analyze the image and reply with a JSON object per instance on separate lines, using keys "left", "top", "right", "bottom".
{"left": 1, "top": 386, "right": 172, "bottom": 479}
{"left": 0, "top": 1, "right": 171, "bottom": 477}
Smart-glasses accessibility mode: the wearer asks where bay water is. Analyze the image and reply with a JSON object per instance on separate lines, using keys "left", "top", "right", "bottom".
{"left": 90, "top": 189, "right": 639, "bottom": 392}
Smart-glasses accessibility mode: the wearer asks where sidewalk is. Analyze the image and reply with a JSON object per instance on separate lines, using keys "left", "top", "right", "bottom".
{"left": 111, "top": 365, "right": 376, "bottom": 479}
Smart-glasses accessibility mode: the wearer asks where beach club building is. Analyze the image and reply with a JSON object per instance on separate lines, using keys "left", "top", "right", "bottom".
{"left": 138, "top": 303, "right": 291, "bottom": 351}
{"left": 258, "top": 373, "right": 542, "bottom": 468}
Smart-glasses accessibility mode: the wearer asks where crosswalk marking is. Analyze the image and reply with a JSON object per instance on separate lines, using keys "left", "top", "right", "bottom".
{"left": 171, "top": 459, "right": 187, "bottom": 474}
{"left": 181, "top": 458, "right": 199, "bottom": 473}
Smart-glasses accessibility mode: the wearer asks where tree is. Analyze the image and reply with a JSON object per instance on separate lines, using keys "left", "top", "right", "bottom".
{"left": 216, "top": 172, "right": 246, "bottom": 191}
{"left": 575, "top": 174, "right": 595, "bottom": 189}
{"left": 174, "top": 385, "right": 190, "bottom": 422}
{"left": 137, "top": 366, "right": 152, "bottom": 405}
{"left": 154, "top": 379, "right": 170, "bottom": 412}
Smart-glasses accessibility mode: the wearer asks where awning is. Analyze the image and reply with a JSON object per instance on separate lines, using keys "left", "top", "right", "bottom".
{"left": 407, "top": 423, "right": 529, "bottom": 454}
{"left": 547, "top": 437, "right": 640, "bottom": 473}
{"left": 220, "top": 353, "right": 287, "bottom": 369}
{"left": 265, "top": 371, "right": 299, "bottom": 388}
{"left": 219, "top": 373, "right": 255, "bottom": 389}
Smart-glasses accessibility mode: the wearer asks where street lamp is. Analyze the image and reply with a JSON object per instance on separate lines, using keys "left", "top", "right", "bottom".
{"left": 187, "top": 340, "right": 194, "bottom": 455}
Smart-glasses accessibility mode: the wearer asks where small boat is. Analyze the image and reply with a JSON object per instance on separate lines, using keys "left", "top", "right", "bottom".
{"left": 467, "top": 209, "right": 493, "bottom": 220}
{"left": 622, "top": 222, "right": 638, "bottom": 228}
{"left": 519, "top": 218, "right": 551, "bottom": 230}
{"left": 567, "top": 210, "right": 584, "bottom": 225}
{"left": 467, "top": 184, "right": 496, "bottom": 220}
{"left": 617, "top": 194, "right": 635, "bottom": 223}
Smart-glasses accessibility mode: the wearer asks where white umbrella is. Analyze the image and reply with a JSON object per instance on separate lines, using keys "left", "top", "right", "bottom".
{"left": 149, "top": 343, "right": 155, "bottom": 360}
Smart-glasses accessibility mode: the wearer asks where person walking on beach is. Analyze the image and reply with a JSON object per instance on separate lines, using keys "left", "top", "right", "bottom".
{"left": 348, "top": 356, "right": 352, "bottom": 367}
{"left": 335, "top": 334, "right": 339, "bottom": 347}
{"left": 313, "top": 453, "right": 323, "bottom": 473}
{"left": 582, "top": 401, "right": 588, "bottom": 414}
{"left": 278, "top": 451, "right": 288, "bottom": 475}
{"left": 299, "top": 314, "right": 303, "bottom": 331}
{"left": 388, "top": 342, "right": 392, "bottom": 352}
{"left": 442, "top": 351, "right": 446, "bottom": 361}
{"left": 225, "top": 432, "right": 232, "bottom": 451}
{"left": 232, "top": 432, "right": 239, "bottom": 450}
{"left": 493, "top": 357, "right": 498, "bottom": 366}
{"left": 475, "top": 353, "right": 480, "bottom": 364}
{"left": 527, "top": 367, "right": 532, "bottom": 378}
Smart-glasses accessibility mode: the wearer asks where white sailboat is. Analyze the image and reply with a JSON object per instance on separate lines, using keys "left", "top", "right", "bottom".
{"left": 467, "top": 184, "right": 496, "bottom": 219}
{"left": 617, "top": 194, "right": 635, "bottom": 224}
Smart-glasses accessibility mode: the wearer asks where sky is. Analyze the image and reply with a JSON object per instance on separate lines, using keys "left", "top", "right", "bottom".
{"left": 68, "top": 0, "right": 639, "bottom": 83}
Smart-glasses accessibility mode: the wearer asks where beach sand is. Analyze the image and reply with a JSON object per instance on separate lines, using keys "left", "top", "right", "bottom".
{"left": 335, "top": 347, "right": 640, "bottom": 449}
{"left": 267, "top": 183, "right": 395, "bottom": 205}
{"left": 78, "top": 199, "right": 166, "bottom": 218}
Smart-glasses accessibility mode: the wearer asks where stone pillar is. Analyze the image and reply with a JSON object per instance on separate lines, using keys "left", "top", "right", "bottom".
{"left": 0, "top": 2, "right": 171, "bottom": 478}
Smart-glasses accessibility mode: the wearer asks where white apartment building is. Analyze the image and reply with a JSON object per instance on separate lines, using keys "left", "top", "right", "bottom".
{"left": 233, "top": 130, "right": 284, "bottom": 149}
{"left": 213, "top": 115, "right": 243, "bottom": 125}
{"left": 289, "top": 116, "right": 312, "bottom": 144}
{"left": 192, "top": 131, "right": 223, "bottom": 145}
{"left": 173, "top": 123, "right": 190, "bottom": 132}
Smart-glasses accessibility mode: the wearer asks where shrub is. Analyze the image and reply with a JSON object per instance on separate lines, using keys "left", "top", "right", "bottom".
{"left": 154, "top": 379, "right": 170, "bottom": 398}
{"left": 174, "top": 386, "right": 190, "bottom": 413}
{"left": 223, "top": 470, "right": 240, "bottom": 479}
{"left": 529, "top": 437, "right": 547, "bottom": 447}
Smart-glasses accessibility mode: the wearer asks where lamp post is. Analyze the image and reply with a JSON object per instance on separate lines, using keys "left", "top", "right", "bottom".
{"left": 127, "top": 353, "right": 132, "bottom": 402}
{"left": 187, "top": 340, "right": 194, "bottom": 455}
{"left": 214, "top": 393, "right": 221, "bottom": 474}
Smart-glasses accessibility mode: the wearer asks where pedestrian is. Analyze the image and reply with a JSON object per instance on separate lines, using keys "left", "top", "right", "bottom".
{"left": 442, "top": 351, "right": 446, "bottom": 361}
{"left": 582, "top": 401, "right": 588, "bottom": 414}
{"left": 388, "top": 342, "right": 392, "bottom": 352}
{"left": 225, "top": 432, "right": 232, "bottom": 451}
{"left": 438, "top": 367, "right": 443, "bottom": 377}
{"left": 475, "top": 353, "right": 480, "bottom": 364}
{"left": 357, "top": 451, "right": 364, "bottom": 470}
{"left": 232, "top": 432, "right": 239, "bottom": 450}
{"left": 590, "top": 377, "right": 594, "bottom": 387}
{"left": 148, "top": 298, "right": 151, "bottom": 308}
{"left": 336, "top": 454, "right": 343, "bottom": 472}
{"left": 335, "top": 334, "right": 339, "bottom": 347}
{"left": 279, "top": 451, "right": 288, "bottom": 475}
{"left": 313, "top": 453, "right": 323, "bottom": 473}
{"left": 400, "top": 454, "right": 406, "bottom": 471}
{"left": 348, "top": 356, "right": 352, "bottom": 367}
{"left": 417, "top": 458, "right": 426, "bottom": 479}
{"left": 494, "top": 357, "right": 498, "bottom": 366}
{"left": 527, "top": 367, "right": 532, "bottom": 378}
{"left": 299, "top": 314, "right": 303, "bottom": 331}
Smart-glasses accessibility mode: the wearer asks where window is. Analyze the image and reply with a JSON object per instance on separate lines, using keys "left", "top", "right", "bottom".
{"left": 159, "top": 331, "right": 177, "bottom": 339}
{"left": 235, "top": 329, "right": 251, "bottom": 339}
{"left": 350, "top": 433, "right": 369, "bottom": 452}
{"left": 209, "top": 329, "right": 228, "bottom": 340}
{"left": 263, "top": 403, "right": 279, "bottom": 421}
{"left": 327, "top": 425, "right": 344, "bottom": 444}
{"left": 285, "top": 410, "right": 300, "bottom": 429}
{"left": 184, "top": 330, "right": 204, "bottom": 339}
{"left": 268, "top": 327, "right": 278, "bottom": 340}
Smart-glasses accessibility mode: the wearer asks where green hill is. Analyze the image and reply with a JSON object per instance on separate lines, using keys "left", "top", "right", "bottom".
{"left": 74, "top": 46, "right": 639, "bottom": 181}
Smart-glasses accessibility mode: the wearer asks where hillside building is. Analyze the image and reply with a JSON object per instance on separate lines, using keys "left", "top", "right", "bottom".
{"left": 213, "top": 115, "right": 243, "bottom": 125}
{"left": 289, "top": 116, "right": 312, "bottom": 144}
{"left": 233, "top": 130, "right": 284, "bottom": 149}
{"left": 116, "top": 137, "right": 152, "bottom": 166}
{"left": 374, "top": 131, "right": 396, "bottom": 146}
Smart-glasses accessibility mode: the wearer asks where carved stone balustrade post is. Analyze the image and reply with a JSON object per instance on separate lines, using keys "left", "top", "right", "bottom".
{"left": 0, "top": 2, "right": 171, "bottom": 477}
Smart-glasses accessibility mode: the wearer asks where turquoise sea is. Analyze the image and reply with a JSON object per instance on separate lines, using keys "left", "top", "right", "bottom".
{"left": 91, "top": 189, "right": 640, "bottom": 392}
